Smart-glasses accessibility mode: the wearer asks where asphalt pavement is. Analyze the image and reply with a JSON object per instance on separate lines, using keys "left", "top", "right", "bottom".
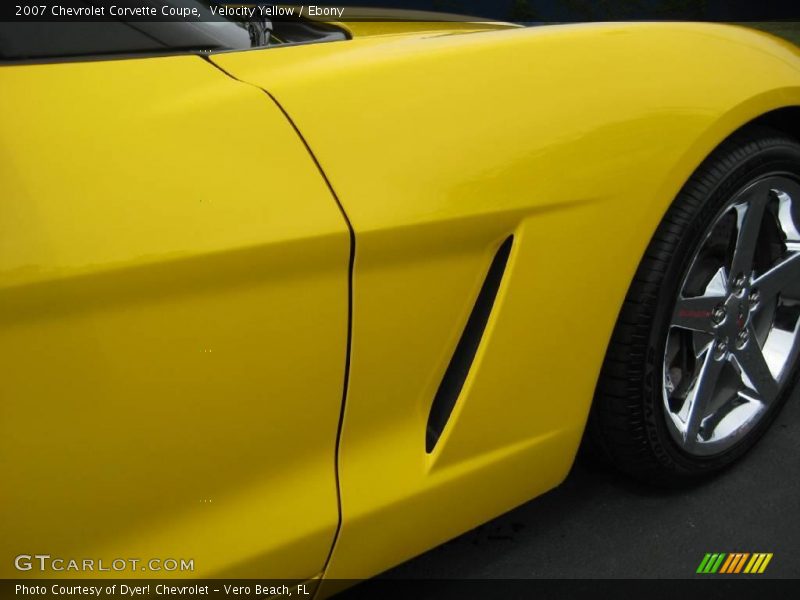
{"left": 381, "top": 387, "right": 800, "bottom": 579}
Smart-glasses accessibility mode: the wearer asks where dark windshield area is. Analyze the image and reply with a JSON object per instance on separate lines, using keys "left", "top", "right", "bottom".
{"left": 0, "top": 1, "right": 347, "bottom": 61}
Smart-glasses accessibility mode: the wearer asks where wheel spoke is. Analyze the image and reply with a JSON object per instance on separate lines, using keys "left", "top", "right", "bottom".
{"left": 672, "top": 295, "right": 726, "bottom": 333}
{"left": 731, "top": 329, "right": 779, "bottom": 404}
{"left": 684, "top": 348, "right": 725, "bottom": 444}
{"left": 771, "top": 177, "right": 800, "bottom": 243}
{"left": 730, "top": 185, "right": 769, "bottom": 280}
{"left": 753, "top": 252, "right": 800, "bottom": 303}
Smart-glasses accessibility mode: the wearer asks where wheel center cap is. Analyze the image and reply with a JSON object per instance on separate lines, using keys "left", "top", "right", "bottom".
{"left": 716, "top": 288, "right": 756, "bottom": 352}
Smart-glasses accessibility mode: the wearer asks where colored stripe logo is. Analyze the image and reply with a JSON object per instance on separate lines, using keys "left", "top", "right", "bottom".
{"left": 697, "top": 553, "right": 773, "bottom": 574}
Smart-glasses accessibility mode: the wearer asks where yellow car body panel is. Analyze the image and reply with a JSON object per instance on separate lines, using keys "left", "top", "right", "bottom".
{"left": 212, "top": 22, "right": 800, "bottom": 579}
{"left": 0, "top": 56, "right": 350, "bottom": 579}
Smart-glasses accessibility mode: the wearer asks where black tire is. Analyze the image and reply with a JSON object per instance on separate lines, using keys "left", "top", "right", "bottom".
{"left": 587, "top": 125, "right": 800, "bottom": 486}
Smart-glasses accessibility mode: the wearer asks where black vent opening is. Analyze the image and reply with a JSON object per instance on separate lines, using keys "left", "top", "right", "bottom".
{"left": 425, "top": 236, "right": 513, "bottom": 453}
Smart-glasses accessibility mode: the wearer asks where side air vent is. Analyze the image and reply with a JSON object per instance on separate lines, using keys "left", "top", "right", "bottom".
{"left": 425, "top": 236, "right": 514, "bottom": 453}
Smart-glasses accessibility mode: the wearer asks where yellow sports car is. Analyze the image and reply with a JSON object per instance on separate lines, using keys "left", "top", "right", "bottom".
{"left": 2, "top": 4, "right": 800, "bottom": 588}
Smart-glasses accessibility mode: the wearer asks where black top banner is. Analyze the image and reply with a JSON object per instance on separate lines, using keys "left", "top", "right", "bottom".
{"left": 2, "top": 0, "right": 799, "bottom": 23}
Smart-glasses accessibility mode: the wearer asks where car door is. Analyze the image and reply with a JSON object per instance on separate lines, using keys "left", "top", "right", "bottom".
{"left": 0, "top": 54, "right": 350, "bottom": 579}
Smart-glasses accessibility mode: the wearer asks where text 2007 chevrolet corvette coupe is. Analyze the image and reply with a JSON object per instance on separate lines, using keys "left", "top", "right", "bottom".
{"left": 2, "top": 9, "right": 800, "bottom": 584}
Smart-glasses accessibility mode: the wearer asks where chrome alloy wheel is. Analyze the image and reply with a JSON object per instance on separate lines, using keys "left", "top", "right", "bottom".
{"left": 663, "top": 176, "right": 800, "bottom": 456}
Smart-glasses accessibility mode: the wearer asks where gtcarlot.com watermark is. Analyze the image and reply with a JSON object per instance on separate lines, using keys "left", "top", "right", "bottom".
{"left": 14, "top": 554, "right": 194, "bottom": 573}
